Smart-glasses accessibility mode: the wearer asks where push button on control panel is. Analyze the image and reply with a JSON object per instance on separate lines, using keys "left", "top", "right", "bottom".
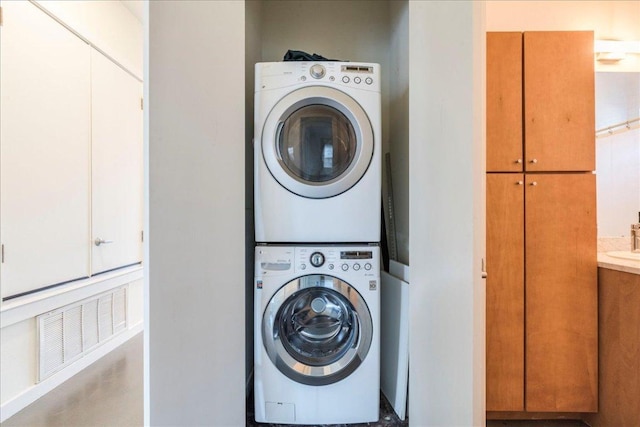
{"left": 342, "top": 76, "right": 350, "bottom": 83}
{"left": 353, "top": 263, "right": 361, "bottom": 271}
{"left": 354, "top": 77, "right": 362, "bottom": 84}
{"left": 341, "top": 264, "right": 349, "bottom": 271}
{"left": 365, "top": 77, "right": 373, "bottom": 85}
{"left": 364, "top": 263, "right": 372, "bottom": 271}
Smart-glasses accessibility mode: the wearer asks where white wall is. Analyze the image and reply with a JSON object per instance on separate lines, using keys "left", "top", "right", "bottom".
{"left": 34, "top": 0, "right": 143, "bottom": 78}
{"left": 409, "top": 1, "right": 486, "bottom": 425}
{"left": 0, "top": 1, "right": 144, "bottom": 420}
{"left": 595, "top": 72, "right": 640, "bottom": 237}
{"left": 245, "top": 0, "right": 262, "bottom": 393}
{"left": 147, "top": 1, "right": 246, "bottom": 425}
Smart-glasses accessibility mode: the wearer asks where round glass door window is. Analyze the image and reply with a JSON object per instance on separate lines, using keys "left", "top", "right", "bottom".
{"left": 261, "top": 86, "right": 374, "bottom": 199}
{"left": 262, "top": 275, "right": 373, "bottom": 386}
{"left": 278, "top": 105, "right": 357, "bottom": 184}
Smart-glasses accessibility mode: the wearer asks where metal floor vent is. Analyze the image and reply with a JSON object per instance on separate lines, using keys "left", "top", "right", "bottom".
{"left": 37, "top": 286, "right": 128, "bottom": 381}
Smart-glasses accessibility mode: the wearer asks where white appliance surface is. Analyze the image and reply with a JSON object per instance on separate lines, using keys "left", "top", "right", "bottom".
{"left": 254, "top": 61, "right": 381, "bottom": 243}
{"left": 254, "top": 245, "right": 380, "bottom": 424}
{"left": 380, "top": 269, "right": 410, "bottom": 420}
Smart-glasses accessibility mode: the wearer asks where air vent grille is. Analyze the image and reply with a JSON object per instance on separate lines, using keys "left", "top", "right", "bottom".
{"left": 38, "top": 286, "right": 128, "bottom": 381}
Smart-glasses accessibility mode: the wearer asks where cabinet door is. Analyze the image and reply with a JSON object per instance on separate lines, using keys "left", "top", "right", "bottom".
{"left": 525, "top": 173, "right": 597, "bottom": 412}
{"left": 486, "top": 173, "right": 525, "bottom": 411}
{"left": 524, "top": 32, "right": 595, "bottom": 172}
{"left": 487, "top": 32, "right": 523, "bottom": 172}
{"left": 0, "top": 1, "right": 91, "bottom": 298}
{"left": 91, "top": 49, "right": 143, "bottom": 274}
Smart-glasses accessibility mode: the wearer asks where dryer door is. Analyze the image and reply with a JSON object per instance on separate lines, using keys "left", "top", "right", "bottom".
{"left": 261, "top": 86, "right": 374, "bottom": 199}
{"left": 262, "top": 274, "right": 373, "bottom": 386}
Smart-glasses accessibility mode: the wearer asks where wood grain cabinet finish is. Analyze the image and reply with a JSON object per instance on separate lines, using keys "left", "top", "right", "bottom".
{"left": 486, "top": 173, "right": 597, "bottom": 413}
{"left": 525, "top": 173, "right": 597, "bottom": 412}
{"left": 487, "top": 31, "right": 595, "bottom": 173}
{"left": 486, "top": 30, "right": 597, "bottom": 416}
{"left": 524, "top": 31, "right": 595, "bottom": 172}
{"left": 486, "top": 174, "right": 525, "bottom": 411}
{"left": 584, "top": 269, "right": 640, "bottom": 427}
{"left": 487, "top": 33, "right": 523, "bottom": 172}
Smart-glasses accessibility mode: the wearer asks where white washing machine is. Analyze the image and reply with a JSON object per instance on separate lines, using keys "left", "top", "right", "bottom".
{"left": 254, "top": 245, "right": 380, "bottom": 425}
{"left": 254, "top": 62, "right": 381, "bottom": 244}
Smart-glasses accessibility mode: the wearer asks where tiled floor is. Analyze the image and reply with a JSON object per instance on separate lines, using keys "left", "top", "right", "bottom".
{"left": 2, "top": 335, "right": 589, "bottom": 427}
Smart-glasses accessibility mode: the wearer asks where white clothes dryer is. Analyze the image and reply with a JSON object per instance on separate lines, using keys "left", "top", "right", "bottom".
{"left": 254, "top": 245, "right": 380, "bottom": 425}
{"left": 254, "top": 62, "right": 381, "bottom": 243}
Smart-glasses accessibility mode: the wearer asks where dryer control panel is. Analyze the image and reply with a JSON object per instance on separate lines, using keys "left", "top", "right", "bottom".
{"left": 256, "top": 61, "right": 381, "bottom": 93}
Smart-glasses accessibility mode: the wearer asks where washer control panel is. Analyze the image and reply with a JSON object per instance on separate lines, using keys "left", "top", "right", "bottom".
{"left": 296, "top": 246, "right": 378, "bottom": 276}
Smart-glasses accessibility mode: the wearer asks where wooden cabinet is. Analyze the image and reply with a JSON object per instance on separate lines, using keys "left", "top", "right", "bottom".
{"left": 486, "top": 173, "right": 597, "bottom": 413}
{"left": 524, "top": 32, "right": 595, "bottom": 172}
{"left": 487, "top": 33, "right": 523, "bottom": 172}
{"left": 487, "top": 31, "right": 595, "bottom": 173}
{"left": 0, "top": 1, "right": 91, "bottom": 298}
{"left": 486, "top": 30, "right": 597, "bottom": 415}
{"left": 584, "top": 268, "right": 640, "bottom": 427}
{"left": 486, "top": 174, "right": 525, "bottom": 410}
{"left": 525, "top": 173, "right": 597, "bottom": 412}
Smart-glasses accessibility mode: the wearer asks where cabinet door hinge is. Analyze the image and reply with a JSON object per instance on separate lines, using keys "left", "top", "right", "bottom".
{"left": 140, "top": 97, "right": 143, "bottom": 110}
{"left": 0, "top": 7, "right": 4, "bottom": 27}
{"left": 141, "top": 231, "right": 144, "bottom": 242}
{"left": 1, "top": 244, "right": 5, "bottom": 263}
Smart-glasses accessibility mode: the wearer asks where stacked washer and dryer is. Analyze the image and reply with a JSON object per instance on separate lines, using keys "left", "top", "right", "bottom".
{"left": 253, "top": 61, "right": 382, "bottom": 425}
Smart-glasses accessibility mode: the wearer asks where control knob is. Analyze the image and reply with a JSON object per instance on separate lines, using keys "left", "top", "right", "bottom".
{"left": 310, "top": 252, "right": 325, "bottom": 267}
{"left": 310, "top": 64, "right": 326, "bottom": 79}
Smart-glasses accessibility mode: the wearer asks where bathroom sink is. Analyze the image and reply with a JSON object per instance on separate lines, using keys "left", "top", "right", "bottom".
{"left": 606, "top": 251, "right": 640, "bottom": 261}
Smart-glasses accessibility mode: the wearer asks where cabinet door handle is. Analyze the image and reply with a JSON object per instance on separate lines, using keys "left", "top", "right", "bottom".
{"left": 516, "top": 158, "right": 522, "bottom": 164}
{"left": 517, "top": 181, "right": 523, "bottom": 185}
{"left": 94, "top": 238, "right": 114, "bottom": 246}
{"left": 530, "top": 181, "right": 537, "bottom": 186}
{"left": 530, "top": 158, "right": 538, "bottom": 164}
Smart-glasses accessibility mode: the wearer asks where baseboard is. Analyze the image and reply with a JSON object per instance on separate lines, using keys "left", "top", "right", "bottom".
{"left": 0, "top": 321, "right": 144, "bottom": 423}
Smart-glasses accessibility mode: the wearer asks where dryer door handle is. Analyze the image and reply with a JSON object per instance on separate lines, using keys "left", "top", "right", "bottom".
{"left": 275, "top": 121, "right": 285, "bottom": 160}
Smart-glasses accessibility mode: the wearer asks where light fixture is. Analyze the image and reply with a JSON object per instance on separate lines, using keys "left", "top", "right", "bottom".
{"left": 594, "top": 39, "right": 640, "bottom": 62}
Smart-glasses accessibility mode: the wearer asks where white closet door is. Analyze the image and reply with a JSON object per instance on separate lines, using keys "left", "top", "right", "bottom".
{"left": 0, "top": 1, "right": 91, "bottom": 299}
{"left": 91, "top": 49, "right": 143, "bottom": 274}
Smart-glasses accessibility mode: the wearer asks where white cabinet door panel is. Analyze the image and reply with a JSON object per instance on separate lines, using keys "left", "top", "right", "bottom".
{"left": 0, "top": 1, "right": 91, "bottom": 299}
{"left": 91, "top": 49, "right": 143, "bottom": 274}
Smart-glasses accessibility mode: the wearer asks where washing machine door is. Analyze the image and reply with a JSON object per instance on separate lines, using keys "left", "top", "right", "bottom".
{"left": 262, "top": 274, "right": 373, "bottom": 386}
{"left": 262, "top": 86, "right": 374, "bottom": 199}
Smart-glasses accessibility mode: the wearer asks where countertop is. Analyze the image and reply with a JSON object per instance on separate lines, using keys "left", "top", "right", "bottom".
{"left": 597, "top": 252, "right": 640, "bottom": 275}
